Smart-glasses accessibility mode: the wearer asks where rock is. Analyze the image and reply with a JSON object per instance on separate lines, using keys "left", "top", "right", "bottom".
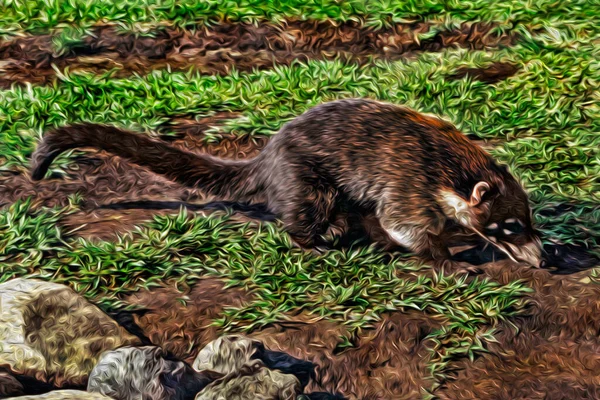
{"left": 193, "top": 335, "right": 308, "bottom": 400}
{"left": 193, "top": 335, "right": 263, "bottom": 375}
{"left": 259, "top": 349, "right": 315, "bottom": 389}
{"left": 195, "top": 360, "right": 301, "bottom": 400}
{"left": 87, "top": 346, "right": 220, "bottom": 400}
{"left": 193, "top": 335, "right": 314, "bottom": 388}
{"left": 5, "top": 390, "right": 112, "bottom": 399}
{"left": 0, "top": 278, "right": 140, "bottom": 392}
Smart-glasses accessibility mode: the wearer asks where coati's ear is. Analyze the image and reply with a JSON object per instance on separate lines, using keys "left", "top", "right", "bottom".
{"left": 469, "top": 181, "right": 490, "bottom": 206}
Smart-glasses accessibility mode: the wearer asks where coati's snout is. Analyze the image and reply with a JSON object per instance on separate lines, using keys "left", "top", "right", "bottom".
{"left": 487, "top": 232, "right": 545, "bottom": 268}
{"left": 480, "top": 178, "right": 545, "bottom": 268}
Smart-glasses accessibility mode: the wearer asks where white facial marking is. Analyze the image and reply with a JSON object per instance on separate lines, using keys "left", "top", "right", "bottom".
{"left": 471, "top": 227, "right": 517, "bottom": 262}
{"left": 505, "top": 218, "right": 525, "bottom": 226}
{"left": 487, "top": 223, "right": 499, "bottom": 230}
{"left": 437, "top": 190, "right": 473, "bottom": 227}
{"left": 503, "top": 229, "right": 513, "bottom": 236}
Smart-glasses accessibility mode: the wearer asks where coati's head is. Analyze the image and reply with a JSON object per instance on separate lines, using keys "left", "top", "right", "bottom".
{"left": 438, "top": 167, "right": 544, "bottom": 268}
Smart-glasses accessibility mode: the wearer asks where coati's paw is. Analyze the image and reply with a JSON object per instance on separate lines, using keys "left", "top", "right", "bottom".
{"left": 289, "top": 237, "right": 328, "bottom": 256}
{"left": 441, "top": 260, "right": 483, "bottom": 274}
{"left": 312, "top": 246, "right": 328, "bottom": 256}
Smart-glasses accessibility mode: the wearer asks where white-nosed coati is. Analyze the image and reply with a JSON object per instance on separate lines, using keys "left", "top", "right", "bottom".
{"left": 30, "top": 98, "right": 544, "bottom": 267}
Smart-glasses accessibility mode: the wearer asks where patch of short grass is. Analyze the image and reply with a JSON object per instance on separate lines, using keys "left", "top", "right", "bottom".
{"left": 1, "top": 0, "right": 598, "bottom": 38}
{"left": 0, "top": 200, "right": 531, "bottom": 387}
{"left": 0, "top": 199, "right": 65, "bottom": 280}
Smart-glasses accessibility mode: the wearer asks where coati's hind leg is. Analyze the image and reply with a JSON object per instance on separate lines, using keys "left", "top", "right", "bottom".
{"left": 280, "top": 179, "right": 338, "bottom": 250}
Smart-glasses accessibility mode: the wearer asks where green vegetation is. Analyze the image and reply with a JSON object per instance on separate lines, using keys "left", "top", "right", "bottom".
{"left": 0, "top": 0, "right": 598, "bottom": 392}
{"left": 0, "top": 199, "right": 531, "bottom": 387}
{"left": 1, "top": 0, "right": 598, "bottom": 37}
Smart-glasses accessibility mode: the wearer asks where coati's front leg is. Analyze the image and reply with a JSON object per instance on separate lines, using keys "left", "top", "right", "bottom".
{"left": 378, "top": 204, "right": 451, "bottom": 262}
{"left": 384, "top": 224, "right": 451, "bottom": 262}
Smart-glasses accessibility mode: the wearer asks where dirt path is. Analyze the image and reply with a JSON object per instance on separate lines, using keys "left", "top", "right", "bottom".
{"left": 0, "top": 20, "right": 518, "bottom": 88}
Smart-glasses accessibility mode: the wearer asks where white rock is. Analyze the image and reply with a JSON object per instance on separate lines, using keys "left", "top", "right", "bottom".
{"left": 193, "top": 336, "right": 302, "bottom": 400}
{"left": 0, "top": 278, "right": 140, "bottom": 391}
{"left": 88, "top": 346, "right": 217, "bottom": 400}
{"left": 195, "top": 360, "right": 300, "bottom": 400}
{"left": 193, "top": 335, "right": 264, "bottom": 375}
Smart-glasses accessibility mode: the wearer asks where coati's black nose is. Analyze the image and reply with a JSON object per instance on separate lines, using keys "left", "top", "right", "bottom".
{"left": 539, "top": 259, "right": 547, "bottom": 269}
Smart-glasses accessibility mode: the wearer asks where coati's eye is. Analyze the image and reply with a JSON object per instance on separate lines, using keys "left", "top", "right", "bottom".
{"left": 502, "top": 218, "right": 525, "bottom": 234}
{"left": 484, "top": 222, "right": 500, "bottom": 235}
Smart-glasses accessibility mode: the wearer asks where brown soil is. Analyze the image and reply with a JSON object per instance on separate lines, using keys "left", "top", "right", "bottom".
{"left": 124, "top": 278, "right": 441, "bottom": 399}
{"left": 118, "top": 259, "right": 600, "bottom": 400}
{"left": 434, "top": 261, "right": 600, "bottom": 400}
{"left": 124, "top": 278, "right": 253, "bottom": 362}
{"left": 449, "top": 62, "right": 519, "bottom": 84}
{"left": 0, "top": 20, "right": 517, "bottom": 88}
{"left": 0, "top": 371, "right": 24, "bottom": 396}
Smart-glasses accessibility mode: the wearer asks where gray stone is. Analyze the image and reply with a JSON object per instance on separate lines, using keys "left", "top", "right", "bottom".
{"left": 193, "top": 335, "right": 263, "bottom": 375}
{"left": 193, "top": 336, "right": 303, "bottom": 400}
{"left": 195, "top": 360, "right": 300, "bottom": 400}
{"left": 0, "top": 278, "right": 140, "bottom": 392}
{"left": 87, "top": 346, "right": 218, "bottom": 400}
{"left": 193, "top": 335, "right": 314, "bottom": 389}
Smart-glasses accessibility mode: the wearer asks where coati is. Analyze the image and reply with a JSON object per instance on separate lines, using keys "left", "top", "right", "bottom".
{"left": 30, "top": 98, "right": 544, "bottom": 267}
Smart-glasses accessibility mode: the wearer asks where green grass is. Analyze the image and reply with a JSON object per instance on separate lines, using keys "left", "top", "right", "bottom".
{"left": 0, "top": 199, "right": 531, "bottom": 386}
{"left": 1, "top": 0, "right": 598, "bottom": 38}
{"left": 0, "top": 0, "right": 599, "bottom": 393}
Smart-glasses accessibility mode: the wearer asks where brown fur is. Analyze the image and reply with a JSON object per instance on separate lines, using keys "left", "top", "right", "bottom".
{"left": 30, "top": 98, "right": 540, "bottom": 264}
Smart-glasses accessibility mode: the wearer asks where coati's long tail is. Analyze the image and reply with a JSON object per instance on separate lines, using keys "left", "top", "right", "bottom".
{"left": 30, "top": 123, "right": 262, "bottom": 200}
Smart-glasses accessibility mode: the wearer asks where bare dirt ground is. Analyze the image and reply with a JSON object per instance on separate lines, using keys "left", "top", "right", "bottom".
{"left": 120, "top": 262, "right": 600, "bottom": 399}
{"left": 1, "top": 20, "right": 599, "bottom": 400}
{"left": 0, "top": 20, "right": 517, "bottom": 88}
